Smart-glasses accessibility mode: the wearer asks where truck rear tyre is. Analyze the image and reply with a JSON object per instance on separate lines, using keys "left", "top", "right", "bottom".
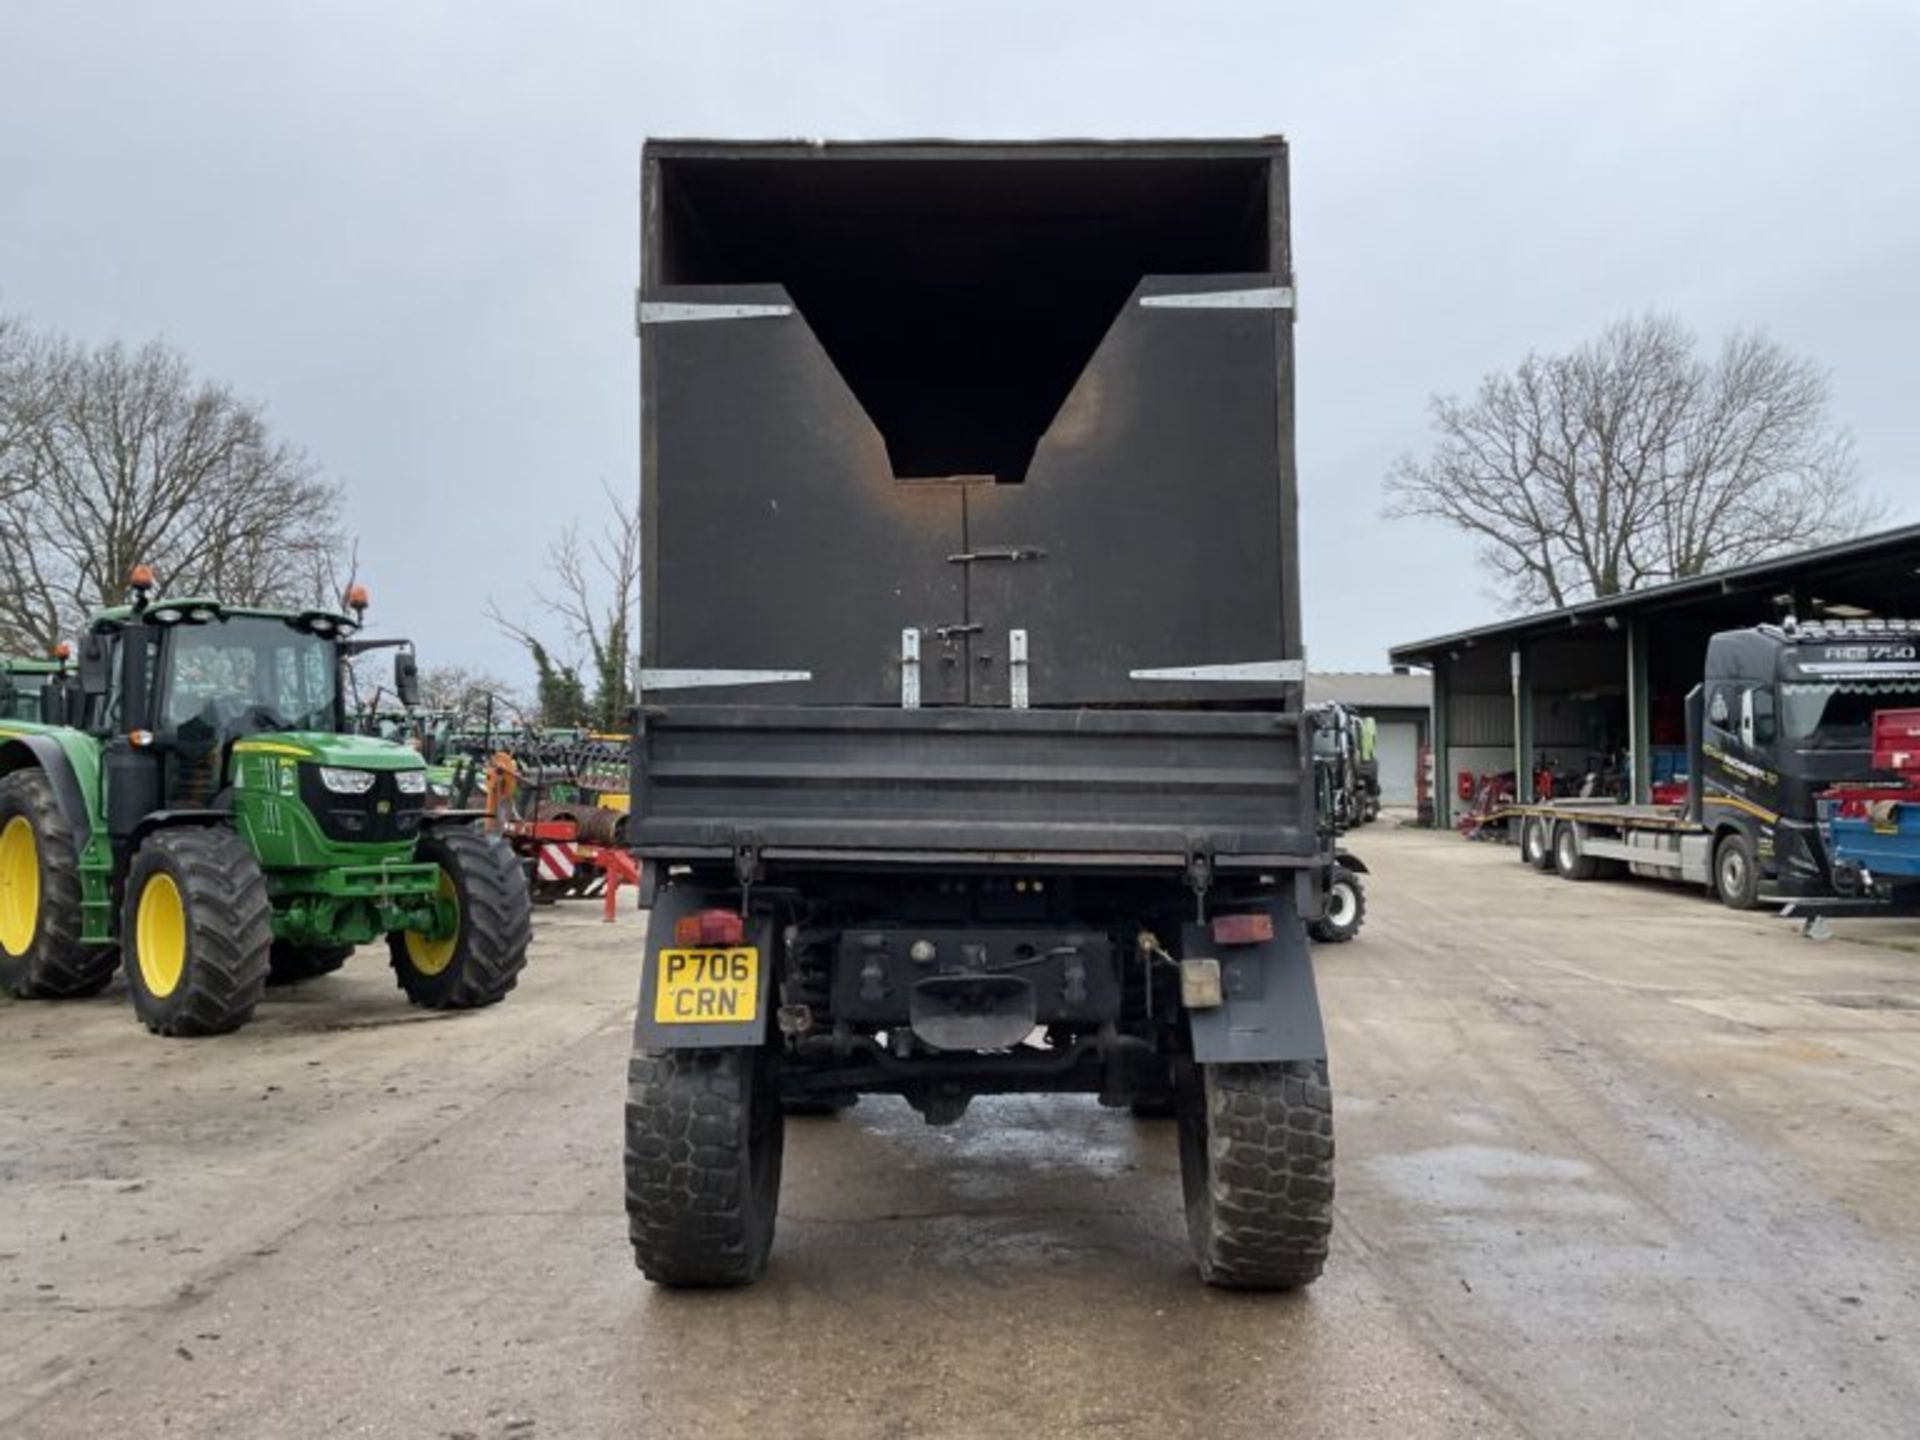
{"left": 388, "top": 829, "right": 531, "bottom": 1009}
{"left": 1714, "top": 833, "right": 1761, "bottom": 910}
{"left": 267, "top": 942, "right": 354, "bottom": 986}
{"left": 1307, "top": 867, "right": 1366, "bottom": 944}
{"left": 123, "top": 828, "right": 272, "bottom": 1036}
{"left": 1176, "top": 1057, "right": 1333, "bottom": 1289}
{"left": 0, "top": 768, "right": 116, "bottom": 999}
{"left": 626, "top": 1045, "right": 785, "bottom": 1286}
{"left": 1552, "top": 822, "right": 1600, "bottom": 882}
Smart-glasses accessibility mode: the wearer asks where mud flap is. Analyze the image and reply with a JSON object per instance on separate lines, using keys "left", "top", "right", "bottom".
{"left": 632, "top": 884, "right": 776, "bottom": 1049}
{"left": 1181, "top": 896, "right": 1326, "bottom": 1063}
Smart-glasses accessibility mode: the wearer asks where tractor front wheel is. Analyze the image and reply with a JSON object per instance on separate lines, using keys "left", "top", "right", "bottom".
{"left": 0, "top": 768, "right": 115, "bottom": 999}
{"left": 123, "top": 828, "right": 272, "bottom": 1036}
{"left": 388, "top": 829, "right": 531, "bottom": 1009}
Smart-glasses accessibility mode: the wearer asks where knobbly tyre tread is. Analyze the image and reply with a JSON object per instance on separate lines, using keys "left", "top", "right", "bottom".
{"left": 1307, "top": 865, "right": 1366, "bottom": 944}
{"left": 1178, "top": 1059, "right": 1334, "bottom": 1290}
{"left": 0, "top": 768, "right": 115, "bottom": 998}
{"left": 267, "top": 942, "right": 354, "bottom": 985}
{"left": 123, "top": 827, "right": 272, "bottom": 1036}
{"left": 626, "top": 1045, "right": 784, "bottom": 1286}
{"left": 388, "top": 828, "right": 531, "bottom": 1009}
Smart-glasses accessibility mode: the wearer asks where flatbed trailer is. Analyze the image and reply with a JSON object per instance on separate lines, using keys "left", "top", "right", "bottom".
{"left": 1506, "top": 799, "right": 1719, "bottom": 890}
{"left": 1483, "top": 622, "right": 1920, "bottom": 915}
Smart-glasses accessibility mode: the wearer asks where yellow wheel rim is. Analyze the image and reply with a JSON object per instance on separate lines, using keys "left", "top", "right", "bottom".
{"left": 403, "top": 869, "right": 460, "bottom": 976}
{"left": 0, "top": 815, "right": 39, "bottom": 958}
{"left": 136, "top": 872, "right": 188, "bottom": 998}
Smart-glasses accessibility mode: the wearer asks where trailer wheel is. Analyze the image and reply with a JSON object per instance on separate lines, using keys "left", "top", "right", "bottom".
{"left": 123, "top": 828, "right": 272, "bottom": 1036}
{"left": 1521, "top": 816, "right": 1554, "bottom": 871}
{"left": 1308, "top": 867, "right": 1366, "bottom": 943}
{"left": 1176, "top": 1057, "right": 1333, "bottom": 1289}
{"left": 626, "top": 1044, "right": 785, "bottom": 1286}
{"left": 1714, "top": 833, "right": 1760, "bottom": 910}
{"left": 0, "top": 768, "right": 116, "bottom": 999}
{"left": 1553, "top": 822, "right": 1600, "bottom": 881}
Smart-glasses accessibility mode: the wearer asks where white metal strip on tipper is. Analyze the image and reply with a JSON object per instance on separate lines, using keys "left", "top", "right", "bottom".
{"left": 639, "top": 669, "right": 811, "bottom": 690}
{"left": 1129, "top": 660, "right": 1307, "bottom": 683}
{"left": 1009, "top": 629, "right": 1029, "bottom": 709}
{"left": 901, "top": 628, "right": 921, "bottom": 710}
{"left": 638, "top": 301, "right": 795, "bottom": 325}
{"left": 1138, "top": 287, "right": 1295, "bottom": 311}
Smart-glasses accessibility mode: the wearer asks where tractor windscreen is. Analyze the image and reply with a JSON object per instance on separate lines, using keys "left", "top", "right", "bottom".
{"left": 162, "top": 617, "right": 338, "bottom": 737}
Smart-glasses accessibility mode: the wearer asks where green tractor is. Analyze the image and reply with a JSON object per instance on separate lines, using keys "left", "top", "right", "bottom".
{"left": 0, "top": 573, "right": 532, "bottom": 1035}
{"left": 0, "top": 654, "right": 73, "bottom": 724}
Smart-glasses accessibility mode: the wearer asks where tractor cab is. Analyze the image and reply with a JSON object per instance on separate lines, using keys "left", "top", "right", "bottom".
{"left": 0, "top": 656, "right": 69, "bottom": 724}
{"left": 74, "top": 575, "right": 424, "bottom": 846}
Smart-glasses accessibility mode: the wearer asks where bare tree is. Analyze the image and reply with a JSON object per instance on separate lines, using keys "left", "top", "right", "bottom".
{"left": 416, "top": 663, "right": 525, "bottom": 728}
{"left": 488, "top": 480, "right": 639, "bottom": 729}
{"left": 1385, "top": 315, "right": 1881, "bottom": 610}
{"left": 0, "top": 315, "right": 347, "bottom": 652}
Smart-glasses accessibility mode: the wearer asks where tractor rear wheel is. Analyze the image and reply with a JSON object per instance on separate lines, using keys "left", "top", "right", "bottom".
{"left": 388, "top": 829, "right": 530, "bottom": 1009}
{"left": 1176, "top": 1057, "right": 1334, "bottom": 1289}
{"left": 267, "top": 942, "right": 354, "bottom": 986}
{"left": 122, "top": 828, "right": 272, "bottom": 1036}
{"left": 0, "top": 768, "right": 115, "bottom": 998}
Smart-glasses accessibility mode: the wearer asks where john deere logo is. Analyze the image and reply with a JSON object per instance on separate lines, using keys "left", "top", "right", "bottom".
{"left": 377, "top": 800, "right": 391, "bottom": 815}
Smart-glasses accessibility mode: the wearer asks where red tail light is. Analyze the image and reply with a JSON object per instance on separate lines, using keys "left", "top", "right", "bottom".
{"left": 1212, "top": 913, "right": 1274, "bottom": 946}
{"left": 673, "top": 909, "right": 747, "bottom": 946}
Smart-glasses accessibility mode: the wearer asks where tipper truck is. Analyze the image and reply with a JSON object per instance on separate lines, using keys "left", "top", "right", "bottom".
{"left": 1511, "top": 617, "right": 1920, "bottom": 914}
{"left": 623, "top": 138, "right": 1336, "bottom": 1289}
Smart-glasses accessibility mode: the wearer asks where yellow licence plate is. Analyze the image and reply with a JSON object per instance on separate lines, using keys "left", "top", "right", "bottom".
{"left": 654, "top": 947, "right": 759, "bottom": 1024}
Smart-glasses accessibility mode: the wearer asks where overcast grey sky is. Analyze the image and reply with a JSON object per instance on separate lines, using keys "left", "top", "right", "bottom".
{"left": 3, "top": 1, "right": 1916, "bottom": 680}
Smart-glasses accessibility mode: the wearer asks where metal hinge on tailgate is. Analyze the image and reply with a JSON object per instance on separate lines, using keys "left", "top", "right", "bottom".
{"left": 1184, "top": 840, "right": 1215, "bottom": 921}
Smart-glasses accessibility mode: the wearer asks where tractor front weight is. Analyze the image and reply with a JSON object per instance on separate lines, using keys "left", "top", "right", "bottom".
{"left": 269, "top": 863, "right": 448, "bottom": 948}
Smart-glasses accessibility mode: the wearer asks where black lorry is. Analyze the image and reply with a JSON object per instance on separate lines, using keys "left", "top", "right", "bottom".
{"left": 624, "top": 139, "right": 1334, "bottom": 1289}
{"left": 1511, "top": 619, "right": 1920, "bottom": 909}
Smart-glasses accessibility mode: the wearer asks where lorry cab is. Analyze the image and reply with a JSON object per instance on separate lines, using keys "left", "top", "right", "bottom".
{"left": 1699, "top": 621, "right": 1920, "bottom": 897}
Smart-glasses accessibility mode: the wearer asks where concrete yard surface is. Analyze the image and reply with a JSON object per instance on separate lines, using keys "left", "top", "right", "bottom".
{"left": 4, "top": 827, "right": 1920, "bottom": 1438}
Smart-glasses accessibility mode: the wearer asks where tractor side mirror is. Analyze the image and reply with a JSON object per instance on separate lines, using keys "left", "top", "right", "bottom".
{"left": 394, "top": 650, "right": 421, "bottom": 709}
{"left": 78, "top": 635, "right": 111, "bottom": 698}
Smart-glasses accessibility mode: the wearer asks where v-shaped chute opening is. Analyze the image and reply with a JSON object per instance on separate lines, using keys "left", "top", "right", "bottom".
{"left": 657, "top": 153, "right": 1272, "bottom": 484}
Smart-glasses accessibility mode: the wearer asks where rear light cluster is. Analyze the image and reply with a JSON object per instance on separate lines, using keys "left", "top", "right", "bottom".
{"left": 673, "top": 909, "right": 747, "bottom": 946}
{"left": 1211, "top": 913, "right": 1274, "bottom": 946}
